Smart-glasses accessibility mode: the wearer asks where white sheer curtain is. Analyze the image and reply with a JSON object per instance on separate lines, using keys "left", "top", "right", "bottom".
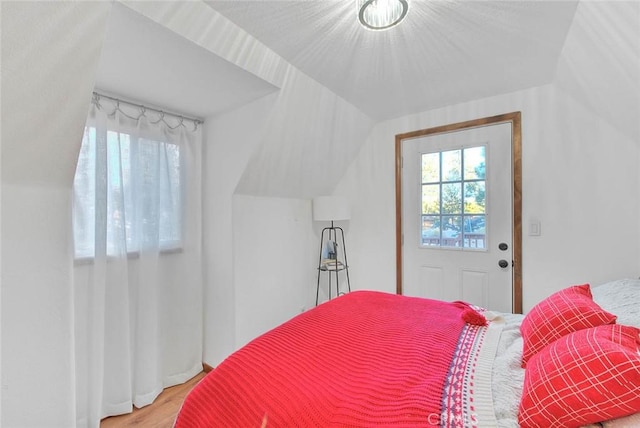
{"left": 73, "top": 95, "right": 203, "bottom": 427}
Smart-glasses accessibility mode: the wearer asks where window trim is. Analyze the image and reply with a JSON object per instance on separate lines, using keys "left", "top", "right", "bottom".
{"left": 73, "top": 246, "right": 184, "bottom": 266}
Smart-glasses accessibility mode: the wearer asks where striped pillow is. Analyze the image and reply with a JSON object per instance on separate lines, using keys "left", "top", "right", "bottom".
{"left": 518, "top": 324, "right": 640, "bottom": 428}
{"left": 520, "top": 284, "right": 616, "bottom": 367}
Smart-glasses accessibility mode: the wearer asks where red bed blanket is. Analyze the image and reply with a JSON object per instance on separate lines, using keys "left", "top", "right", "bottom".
{"left": 175, "top": 291, "right": 497, "bottom": 427}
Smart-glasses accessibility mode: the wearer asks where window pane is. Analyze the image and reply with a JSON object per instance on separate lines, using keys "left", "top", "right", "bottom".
{"left": 160, "top": 142, "right": 181, "bottom": 245}
{"left": 442, "top": 150, "right": 461, "bottom": 182}
{"left": 73, "top": 127, "right": 96, "bottom": 258}
{"left": 421, "top": 215, "right": 440, "bottom": 246}
{"left": 119, "top": 135, "right": 134, "bottom": 251}
{"left": 463, "top": 215, "right": 486, "bottom": 233}
{"left": 441, "top": 182, "right": 461, "bottom": 214}
{"left": 107, "top": 131, "right": 127, "bottom": 256}
{"left": 442, "top": 216, "right": 461, "bottom": 247}
{"left": 422, "top": 184, "right": 440, "bottom": 214}
{"left": 464, "top": 146, "right": 486, "bottom": 180}
{"left": 464, "top": 181, "right": 485, "bottom": 213}
{"left": 72, "top": 127, "right": 183, "bottom": 258}
{"left": 421, "top": 152, "right": 439, "bottom": 183}
{"left": 442, "top": 216, "right": 461, "bottom": 235}
{"left": 463, "top": 215, "right": 486, "bottom": 249}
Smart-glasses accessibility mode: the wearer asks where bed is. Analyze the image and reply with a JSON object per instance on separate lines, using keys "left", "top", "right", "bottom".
{"left": 175, "top": 279, "right": 640, "bottom": 427}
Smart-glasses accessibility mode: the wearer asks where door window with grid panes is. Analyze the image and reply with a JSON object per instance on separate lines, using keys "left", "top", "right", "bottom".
{"left": 420, "top": 146, "right": 487, "bottom": 250}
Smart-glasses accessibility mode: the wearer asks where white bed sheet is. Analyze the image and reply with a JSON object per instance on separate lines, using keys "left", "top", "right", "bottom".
{"left": 492, "top": 312, "right": 526, "bottom": 427}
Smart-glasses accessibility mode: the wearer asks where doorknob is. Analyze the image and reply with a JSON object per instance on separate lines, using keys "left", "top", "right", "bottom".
{"left": 498, "top": 242, "right": 508, "bottom": 251}
{"left": 498, "top": 259, "right": 509, "bottom": 269}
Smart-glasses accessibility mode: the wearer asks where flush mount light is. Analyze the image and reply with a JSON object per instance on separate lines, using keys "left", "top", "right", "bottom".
{"left": 357, "top": 0, "right": 409, "bottom": 31}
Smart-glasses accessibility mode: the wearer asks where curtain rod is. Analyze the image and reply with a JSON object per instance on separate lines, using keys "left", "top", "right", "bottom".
{"left": 92, "top": 91, "right": 204, "bottom": 126}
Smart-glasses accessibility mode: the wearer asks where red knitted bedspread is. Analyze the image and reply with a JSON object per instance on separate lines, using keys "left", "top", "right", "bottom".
{"left": 175, "top": 291, "right": 474, "bottom": 427}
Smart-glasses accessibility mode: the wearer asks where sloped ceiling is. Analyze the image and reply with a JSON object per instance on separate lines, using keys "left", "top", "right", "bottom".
{"left": 95, "top": 2, "right": 279, "bottom": 118}
{"left": 120, "top": 0, "right": 374, "bottom": 198}
{"left": 1, "top": 1, "right": 112, "bottom": 187}
{"left": 205, "top": 0, "right": 579, "bottom": 121}
{"left": 60, "top": 0, "right": 638, "bottom": 199}
{"left": 554, "top": 1, "right": 640, "bottom": 142}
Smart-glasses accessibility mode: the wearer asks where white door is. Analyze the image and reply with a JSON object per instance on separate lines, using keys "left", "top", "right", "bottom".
{"left": 401, "top": 122, "right": 513, "bottom": 312}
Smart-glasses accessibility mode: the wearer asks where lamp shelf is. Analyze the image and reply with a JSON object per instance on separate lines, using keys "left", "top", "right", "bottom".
{"left": 315, "top": 224, "right": 351, "bottom": 305}
{"left": 312, "top": 196, "right": 352, "bottom": 306}
{"left": 319, "top": 265, "right": 348, "bottom": 272}
{"left": 319, "top": 259, "right": 346, "bottom": 270}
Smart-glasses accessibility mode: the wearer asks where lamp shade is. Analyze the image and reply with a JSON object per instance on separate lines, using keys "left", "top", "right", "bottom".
{"left": 313, "top": 196, "right": 351, "bottom": 221}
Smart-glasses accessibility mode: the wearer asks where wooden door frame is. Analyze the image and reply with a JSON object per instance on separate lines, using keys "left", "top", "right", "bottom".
{"left": 395, "top": 112, "right": 523, "bottom": 314}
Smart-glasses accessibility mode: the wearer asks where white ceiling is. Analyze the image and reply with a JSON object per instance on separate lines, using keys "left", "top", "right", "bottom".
{"left": 205, "top": 0, "right": 579, "bottom": 120}
{"left": 95, "top": 2, "right": 278, "bottom": 119}
{"left": 96, "top": 1, "right": 580, "bottom": 122}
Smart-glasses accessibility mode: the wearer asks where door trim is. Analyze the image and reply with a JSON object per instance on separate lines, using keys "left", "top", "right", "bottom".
{"left": 395, "top": 112, "right": 523, "bottom": 313}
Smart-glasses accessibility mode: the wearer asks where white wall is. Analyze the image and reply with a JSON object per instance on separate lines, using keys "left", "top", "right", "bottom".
{"left": 1, "top": 2, "right": 111, "bottom": 426}
{"left": 203, "top": 94, "right": 279, "bottom": 365}
{"left": 1, "top": 186, "right": 77, "bottom": 426}
{"left": 234, "top": 69, "right": 374, "bottom": 198}
{"left": 202, "top": 90, "right": 361, "bottom": 363}
{"left": 232, "top": 195, "right": 316, "bottom": 348}
{"left": 338, "top": 0, "right": 640, "bottom": 311}
{"left": 153, "top": 0, "right": 376, "bottom": 363}
{"left": 341, "top": 85, "right": 639, "bottom": 312}
{"left": 0, "top": 2, "right": 3, "bottom": 416}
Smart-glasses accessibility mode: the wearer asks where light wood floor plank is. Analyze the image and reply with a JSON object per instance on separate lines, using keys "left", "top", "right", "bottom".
{"left": 100, "top": 371, "right": 206, "bottom": 428}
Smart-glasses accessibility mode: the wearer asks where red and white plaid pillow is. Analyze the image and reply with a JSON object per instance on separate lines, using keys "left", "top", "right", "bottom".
{"left": 518, "top": 324, "right": 640, "bottom": 428}
{"left": 520, "top": 284, "right": 616, "bottom": 367}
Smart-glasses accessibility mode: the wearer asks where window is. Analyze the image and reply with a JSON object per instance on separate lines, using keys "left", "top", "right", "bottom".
{"left": 420, "top": 145, "right": 486, "bottom": 249}
{"left": 73, "top": 126, "right": 182, "bottom": 259}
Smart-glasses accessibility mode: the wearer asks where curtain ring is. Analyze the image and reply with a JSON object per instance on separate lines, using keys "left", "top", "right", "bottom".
{"left": 92, "top": 93, "right": 101, "bottom": 109}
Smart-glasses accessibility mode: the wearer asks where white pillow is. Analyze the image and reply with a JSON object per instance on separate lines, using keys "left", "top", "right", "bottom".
{"left": 584, "top": 413, "right": 640, "bottom": 428}
{"left": 591, "top": 279, "right": 640, "bottom": 328}
{"left": 603, "top": 412, "right": 640, "bottom": 427}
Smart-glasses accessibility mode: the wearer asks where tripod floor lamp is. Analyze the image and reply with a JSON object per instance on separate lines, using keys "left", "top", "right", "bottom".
{"left": 313, "top": 196, "right": 351, "bottom": 305}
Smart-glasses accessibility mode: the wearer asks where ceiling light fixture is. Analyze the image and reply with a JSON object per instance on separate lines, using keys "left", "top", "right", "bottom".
{"left": 357, "top": 0, "right": 408, "bottom": 31}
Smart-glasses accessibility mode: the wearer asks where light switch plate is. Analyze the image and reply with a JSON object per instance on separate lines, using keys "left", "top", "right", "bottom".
{"left": 529, "top": 220, "right": 541, "bottom": 236}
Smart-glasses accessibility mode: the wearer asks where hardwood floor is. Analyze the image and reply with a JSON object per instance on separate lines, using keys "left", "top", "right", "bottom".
{"left": 100, "top": 371, "right": 206, "bottom": 427}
